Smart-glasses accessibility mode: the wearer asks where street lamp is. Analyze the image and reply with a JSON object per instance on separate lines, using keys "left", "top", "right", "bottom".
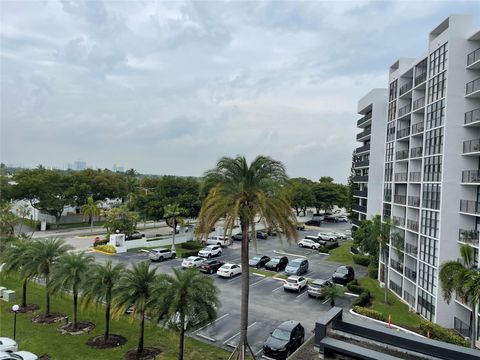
{"left": 11, "top": 304, "right": 19, "bottom": 340}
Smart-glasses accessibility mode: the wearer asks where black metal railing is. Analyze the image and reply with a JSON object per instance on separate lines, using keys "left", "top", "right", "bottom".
{"left": 394, "top": 195, "right": 406, "bottom": 205}
{"left": 356, "top": 144, "right": 370, "bottom": 154}
{"left": 410, "top": 146, "right": 423, "bottom": 158}
{"left": 405, "top": 243, "right": 418, "bottom": 256}
{"left": 460, "top": 200, "right": 480, "bottom": 215}
{"left": 353, "top": 189, "right": 368, "bottom": 198}
{"left": 357, "top": 114, "right": 372, "bottom": 127}
{"left": 396, "top": 150, "right": 409, "bottom": 160}
{"left": 352, "top": 204, "right": 367, "bottom": 213}
{"left": 399, "top": 81, "right": 413, "bottom": 96}
{"left": 390, "top": 259, "right": 404, "bottom": 274}
{"left": 409, "top": 172, "right": 422, "bottom": 182}
{"left": 398, "top": 103, "right": 411, "bottom": 117}
{"left": 465, "top": 108, "right": 480, "bottom": 125}
{"left": 411, "top": 122, "right": 424, "bottom": 134}
{"left": 405, "top": 267, "right": 417, "bottom": 281}
{"left": 412, "top": 96, "right": 425, "bottom": 111}
{"left": 353, "top": 175, "right": 368, "bottom": 182}
{"left": 414, "top": 72, "right": 427, "bottom": 86}
{"left": 356, "top": 128, "right": 371, "bottom": 140}
{"left": 392, "top": 216, "right": 405, "bottom": 226}
{"left": 404, "top": 291, "right": 415, "bottom": 307}
{"left": 458, "top": 229, "right": 480, "bottom": 246}
{"left": 396, "top": 127, "right": 410, "bottom": 139}
{"left": 407, "top": 219, "right": 419, "bottom": 232}
{"left": 384, "top": 194, "right": 392, "bottom": 202}
{"left": 351, "top": 218, "right": 362, "bottom": 227}
{"left": 354, "top": 159, "right": 370, "bottom": 168}
{"left": 454, "top": 317, "right": 471, "bottom": 338}
{"left": 394, "top": 172, "right": 408, "bottom": 182}
{"left": 462, "top": 170, "right": 480, "bottom": 183}
{"left": 463, "top": 139, "right": 480, "bottom": 154}
{"left": 467, "top": 47, "right": 480, "bottom": 67}
{"left": 466, "top": 77, "right": 480, "bottom": 95}
{"left": 389, "top": 280, "right": 402, "bottom": 296}
{"left": 408, "top": 196, "right": 420, "bottom": 207}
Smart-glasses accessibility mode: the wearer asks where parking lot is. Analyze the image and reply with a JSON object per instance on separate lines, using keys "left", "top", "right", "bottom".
{"left": 90, "top": 221, "right": 365, "bottom": 357}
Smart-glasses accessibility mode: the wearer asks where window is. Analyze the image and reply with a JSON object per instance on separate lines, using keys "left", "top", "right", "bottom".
{"left": 383, "top": 203, "right": 391, "bottom": 219}
{"left": 384, "top": 162, "right": 393, "bottom": 182}
{"left": 389, "top": 80, "right": 398, "bottom": 101}
{"left": 419, "top": 236, "right": 438, "bottom": 267}
{"left": 417, "top": 288, "right": 436, "bottom": 322}
{"left": 386, "top": 122, "right": 396, "bottom": 142}
{"left": 422, "top": 184, "right": 441, "bottom": 210}
{"left": 414, "top": 58, "right": 428, "bottom": 85}
{"left": 426, "top": 100, "right": 445, "bottom": 130}
{"left": 421, "top": 210, "right": 440, "bottom": 238}
{"left": 425, "top": 128, "right": 444, "bottom": 155}
{"left": 385, "top": 142, "right": 394, "bottom": 162}
{"left": 427, "top": 72, "right": 446, "bottom": 103}
{"left": 423, "top": 155, "right": 442, "bottom": 182}
{"left": 384, "top": 183, "right": 392, "bottom": 202}
{"left": 429, "top": 43, "right": 448, "bottom": 77}
{"left": 418, "top": 263, "right": 437, "bottom": 295}
{"left": 388, "top": 100, "right": 397, "bottom": 121}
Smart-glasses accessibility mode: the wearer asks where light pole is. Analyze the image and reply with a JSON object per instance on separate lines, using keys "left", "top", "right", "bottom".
{"left": 11, "top": 304, "right": 19, "bottom": 340}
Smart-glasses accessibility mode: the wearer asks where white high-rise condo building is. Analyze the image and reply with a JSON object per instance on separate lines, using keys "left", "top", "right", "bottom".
{"left": 353, "top": 15, "right": 480, "bottom": 341}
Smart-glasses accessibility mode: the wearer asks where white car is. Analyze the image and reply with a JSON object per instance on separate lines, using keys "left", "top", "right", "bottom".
{"left": 0, "top": 338, "right": 17, "bottom": 352}
{"left": 337, "top": 216, "right": 349, "bottom": 222}
{"left": 298, "top": 239, "right": 320, "bottom": 250}
{"left": 198, "top": 245, "right": 222, "bottom": 258}
{"left": 330, "top": 231, "right": 347, "bottom": 240}
{"left": 0, "top": 350, "right": 38, "bottom": 360}
{"left": 217, "top": 263, "right": 242, "bottom": 278}
{"left": 206, "top": 236, "right": 231, "bottom": 247}
{"left": 318, "top": 232, "right": 337, "bottom": 241}
{"left": 181, "top": 256, "right": 205, "bottom": 269}
{"left": 284, "top": 275, "right": 308, "bottom": 292}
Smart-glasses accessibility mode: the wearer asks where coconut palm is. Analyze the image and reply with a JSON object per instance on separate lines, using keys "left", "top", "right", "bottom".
{"left": 164, "top": 203, "right": 188, "bottom": 252}
{"left": 439, "top": 244, "right": 480, "bottom": 348}
{"left": 50, "top": 252, "right": 94, "bottom": 329}
{"left": 83, "top": 261, "right": 126, "bottom": 343}
{"left": 80, "top": 196, "right": 102, "bottom": 233}
{"left": 194, "top": 155, "right": 298, "bottom": 360}
{"left": 28, "top": 239, "right": 72, "bottom": 315}
{"left": 113, "top": 261, "right": 158, "bottom": 355}
{"left": 154, "top": 268, "right": 218, "bottom": 360}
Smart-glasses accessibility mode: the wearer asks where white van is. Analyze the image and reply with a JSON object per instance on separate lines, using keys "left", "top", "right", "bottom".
{"left": 206, "top": 236, "right": 231, "bottom": 247}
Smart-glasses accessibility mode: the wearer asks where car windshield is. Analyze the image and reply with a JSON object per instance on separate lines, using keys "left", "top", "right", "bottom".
{"left": 251, "top": 256, "right": 261, "bottom": 261}
{"left": 290, "top": 259, "right": 302, "bottom": 266}
{"left": 8, "top": 355, "right": 23, "bottom": 360}
{"left": 312, "top": 280, "right": 325, "bottom": 286}
{"left": 271, "top": 328, "right": 291, "bottom": 341}
{"left": 286, "top": 278, "right": 298, "bottom": 283}
{"left": 220, "top": 265, "right": 230, "bottom": 269}
{"left": 337, "top": 267, "right": 348, "bottom": 274}
{"left": 270, "top": 258, "right": 280, "bottom": 264}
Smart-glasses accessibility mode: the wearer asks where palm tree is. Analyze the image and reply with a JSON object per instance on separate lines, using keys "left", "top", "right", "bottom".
{"left": 195, "top": 155, "right": 298, "bottom": 360}
{"left": 80, "top": 196, "right": 102, "bottom": 233}
{"left": 28, "top": 239, "right": 72, "bottom": 315}
{"left": 163, "top": 203, "right": 188, "bottom": 252}
{"left": 323, "top": 284, "right": 341, "bottom": 308}
{"left": 83, "top": 261, "right": 126, "bottom": 343}
{"left": 113, "top": 261, "right": 158, "bottom": 355}
{"left": 154, "top": 268, "right": 219, "bottom": 360}
{"left": 439, "top": 244, "right": 480, "bottom": 348}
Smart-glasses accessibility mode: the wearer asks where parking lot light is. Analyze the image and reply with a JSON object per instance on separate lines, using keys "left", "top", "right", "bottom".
{"left": 12, "top": 304, "right": 19, "bottom": 340}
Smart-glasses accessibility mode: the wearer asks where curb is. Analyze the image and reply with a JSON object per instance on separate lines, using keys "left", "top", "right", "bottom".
{"left": 92, "top": 249, "right": 116, "bottom": 256}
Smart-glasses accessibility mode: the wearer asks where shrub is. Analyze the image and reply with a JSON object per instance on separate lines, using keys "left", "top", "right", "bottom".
{"left": 353, "top": 290, "right": 371, "bottom": 306}
{"left": 93, "top": 239, "right": 108, "bottom": 247}
{"left": 353, "top": 254, "right": 371, "bottom": 266}
{"left": 181, "top": 250, "right": 201, "bottom": 258}
{"left": 419, "top": 321, "right": 470, "bottom": 347}
{"left": 353, "top": 306, "right": 385, "bottom": 321}
{"left": 318, "top": 241, "right": 339, "bottom": 253}
{"left": 95, "top": 244, "right": 116, "bottom": 254}
{"left": 180, "top": 241, "right": 203, "bottom": 250}
{"left": 367, "top": 263, "right": 378, "bottom": 279}
{"left": 350, "top": 246, "right": 360, "bottom": 254}
{"left": 346, "top": 282, "right": 364, "bottom": 295}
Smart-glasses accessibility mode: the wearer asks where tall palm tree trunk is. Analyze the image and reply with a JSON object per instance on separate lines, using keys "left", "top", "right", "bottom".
{"left": 104, "top": 291, "right": 111, "bottom": 343}
{"left": 383, "top": 247, "right": 389, "bottom": 304}
{"left": 238, "top": 220, "right": 252, "bottom": 360}
{"left": 178, "top": 314, "right": 185, "bottom": 360}
{"left": 138, "top": 310, "right": 145, "bottom": 354}
{"left": 46, "top": 275, "right": 51, "bottom": 315}
{"left": 73, "top": 291, "right": 78, "bottom": 329}
{"left": 471, "top": 301, "right": 478, "bottom": 349}
{"left": 21, "top": 278, "right": 28, "bottom": 308}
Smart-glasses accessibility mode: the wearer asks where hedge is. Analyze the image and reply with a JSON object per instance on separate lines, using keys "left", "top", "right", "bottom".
{"left": 353, "top": 254, "right": 370, "bottom": 266}
{"left": 367, "top": 263, "right": 378, "bottom": 279}
{"left": 346, "top": 281, "right": 364, "bottom": 295}
{"left": 181, "top": 250, "right": 201, "bottom": 258}
{"left": 94, "top": 244, "right": 116, "bottom": 254}
{"left": 318, "top": 241, "right": 339, "bottom": 253}
{"left": 353, "top": 306, "right": 386, "bottom": 321}
{"left": 419, "top": 321, "right": 470, "bottom": 347}
{"left": 352, "top": 290, "right": 371, "bottom": 306}
{"left": 180, "top": 241, "right": 203, "bottom": 250}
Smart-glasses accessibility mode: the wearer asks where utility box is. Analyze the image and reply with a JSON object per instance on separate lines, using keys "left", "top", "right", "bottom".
{"left": 0, "top": 287, "right": 6, "bottom": 298}
{"left": 2, "top": 290, "right": 16, "bottom": 302}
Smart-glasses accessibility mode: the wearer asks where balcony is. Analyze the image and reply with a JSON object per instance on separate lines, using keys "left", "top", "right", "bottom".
{"left": 410, "top": 146, "right": 423, "bottom": 158}
{"left": 352, "top": 204, "right": 367, "bottom": 214}
{"left": 353, "top": 175, "right": 368, "bottom": 183}
{"left": 398, "top": 103, "right": 411, "bottom": 118}
{"left": 405, "top": 267, "right": 417, "bottom": 281}
{"left": 411, "top": 122, "right": 424, "bottom": 134}
{"left": 396, "top": 149, "right": 409, "bottom": 161}
{"left": 454, "top": 317, "right": 471, "bottom": 339}
{"left": 407, "top": 219, "right": 419, "bottom": 232}
{"left": 355, "top": 144, "right": 370, "bottom": 155}
{"left": 394, "top": 195, "right": 406, "bottom": 205}
{"left": 394, "top": 172, "right": 407, "bottom": 182}
{"left": 354, "top": 159, "right": 370, "bottom": 168}
{"left": 384, "top": 194, "right": 392, "bottom": 202}
{"left": 409, "top": 172, "right": 422, "bottom": 182}
{"left": 463, "top": 139, "right": 480, "bottom": 155}
{"left": 412, "top": 96, "right": 425, "bottom": 111}
{"left": 458, "top": 229, "right": 480, "bottom": 246}
{"left": 460, "top": 200, "right": 480, "bottom": 215}
{"left": 399, "top": 81, "right": 413, "bottom": 96}
{"left": 403, "top": 290, "right": 416, "bottom": 307}
{"left": 466, "top": 77, "right": 480, "bottom": 97}
{"left": 392, "top": 216, "right": 405, "bottom": 227}
{"left": 351, "top": 218, "right": 362, "bottom": 227}
{"left": 396, "top": 127, "right": 410, "bottom": 139}
{"left": 353, "top": 189, "right": 368, "bottom": 198}
{"left": 414, "top": 72, "right": 427, "bottom": 86}
{"left": 461, "top": 170, "right": 480, "bottom": 184}
{"left": 465, "top": 108, "right": 480, "bottom": 126}
{"left": 405, "top": 243, "right": 418, "bottom": 256}
{"left": 389, "top": 280, "right": 402, "bottom": 296}
{"left": 390, "top": 259, "right": 404, "bottom": 274}
{"left": 356, "top": 128, "right": 371, "bottom": 141}
{"left": 467, "top": 47, "right": 480, "bottom": 69}
{"left": 357, "top": 114, "right": 372, "bottom": 128}
{"left": 408, "top": 196, "right": 420, "bottom": 207}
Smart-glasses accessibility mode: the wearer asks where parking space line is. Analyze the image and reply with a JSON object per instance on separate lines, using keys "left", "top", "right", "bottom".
{"left": 272, "top": 284, "right": 284, "bottom": 292}
{"left": 322, "top": 299, "right": 329, "bottom": 304}
{"left": 223, "top": 322, "right": 257, "bottom": 345}
{"left": 227, "top": 275, "right": 242, "bottom": 282}
{"left": 273, "top": 250, "right": 307, "bottom": 258}
{"left": 296, "top": 291, "right": 308, "bottom": 299}
{"left": 197, "top": 333, "right": 216, "bottom": 342}
{"left": 250, "top": 277, "right": 268, "bottom": 287}
{"left": 194, "top": 313, "right": 230, "bottom": 333}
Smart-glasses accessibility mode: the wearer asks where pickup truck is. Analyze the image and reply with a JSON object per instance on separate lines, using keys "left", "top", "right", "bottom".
{"left": 206, "top": 236, "right": 231, "bottom": 247}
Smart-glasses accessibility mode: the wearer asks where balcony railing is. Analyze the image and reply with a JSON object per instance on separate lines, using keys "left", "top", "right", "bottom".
{"left": 405, "top": 267, "right": 417, "bottom": 281}
{"left": 465, "top": 108, "right": 480, "bottom": 125}
{"left": 351, "top": 218, "right": 362, "bottom": 227}
{"left": 414, "top": 72, "right": 427, "bottom": 86}
{"left": 410, "top": 146, "right": 423, "bottom": 158}
{"left": 467, "top": 47, "right": 480, "bottom": 67}
{"left": 384, "top": 194, "right": 392, "bottom": 202}
{"left": 462, "top": 170, "right": 480, "bottom": 183}
{"left": 398, "top": 103, "right": 411, "bottom": 117}
{"left": 466, "top": 77, "right": 480, "bottom": 95}
{"left": 353, "top": 175, "right": 368, "bottom": 182}
{"left": 405, "top": 243, "right": 418, "bottom": 256}
{"left": 356, "top": 144, "right": 370, "bottom": 154}
{"left": 411, "top": 122, "right": 424, "bottom": 134}
{"left": 396, "top": 150, "right": 409, "bottom": 160}
{"left": 354, "top": 159, "right": 370, "bottom": 168}
{"left": 408, "top": 196, "right": 420, "bottom": 207}
{"left": 407, "top": 219, "right": 419, "bottom": 232}
{"left": 396, "top": 127, "right": 410, "bottom": 139}
{"left": 460, "top": 200, "right": 480, "bottom": 215}
{"left": 390, "top": 259, "right": 404, "bottom": 274}
{"left": 409, "top": 172, "right": 422, "bottom": 182}
{"left": 392, "top": 216, "right": 405, "bottom": 227}
{"left": 403, "top": 290, "right": 415, "bottom": 307}
{"left": 357, "top": 114, "right": 372, "bottom": 127}
{"left": 352, "top": 204, "right": 367, "bottom": 213}
{"left": 399, "top": 81, "right": 413, "bottom": 96}
{"left": 356, "top": 128, "right": 371, "bottom": 140}
{"left": 394, "top": 172, "right": 407, "bottom": 182}
{"left": 353, "top": 189, "right": 368, "bottom": 198}
{"left": 394, "top": 195, "right": 406, "bottom": 205}
{"left": 454, "top": 317, "right": 471, "bottom": 338}
{"left": 412, "top": 96, "right": 425, "bottom": 111}
{"left": 463, "top": 139, "right": 480, "bottom": 154}
{"left": 458, "top": 229, "right": 480, "bottom": 246}
{"left": 389, "top": 280, "right": 402, "bottom": 296}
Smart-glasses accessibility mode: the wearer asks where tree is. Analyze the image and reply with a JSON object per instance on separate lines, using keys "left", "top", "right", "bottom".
{"left": 164, "top": 203, "right": 188, "bottom": 252}
{"left": 51, "top": 252, "right": 94, "bottom": 329}
{"left": 83, "top": 261, "right": 126, "bottom": 343}
{"left": 0, "top": 203, "right": 18, "bottom": 237}
{"left": 289, "top": 179, "right": 315, "bottom": 216}
{"left": 155, "top": 268, "right": 218, "bottom": 360}
{"left": 346, "top": 151, "right": 356, "bottom": 216}
{"left": 439, "top": 244, "right": 480, "bottom": 348}
{"left": 312, "top": 182, "right": 340, "bottom": 212}
{"left": 0, "top": 174, "right": 14, "bottom": 206}
{"left": 194, "top": 155, "right": 298, "bottom": 360}
{"left": 28, "top": 239, "right": 72, "bottom": 315}
{"left": 352, "top": 219, "right": 379, "bottom": 262}
{"left": 114, "top": 261, "right": 158, "bottom": 355}
{"left": 323, "top": 284, "right": 341, "bottom": 307}
{"left": 80, "top": 196, "right": 102, "bottom": 233}
{"left": 319, "top": 176, "right": 334, "bottom": 183}
{"left": 104, "top": 206, "right": 139, "bottom": 236}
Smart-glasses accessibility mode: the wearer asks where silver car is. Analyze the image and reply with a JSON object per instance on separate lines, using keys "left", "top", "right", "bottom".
{"left": 148, "top": 248, "right": 176, "bottom": 262}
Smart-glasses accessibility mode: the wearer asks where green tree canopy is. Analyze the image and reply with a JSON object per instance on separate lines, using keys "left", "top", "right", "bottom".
{"left": 289, "top": 179, "right": 315, "bottom": 216}
{"left": 104, "top": 206, "right": 139, "bottom": 236}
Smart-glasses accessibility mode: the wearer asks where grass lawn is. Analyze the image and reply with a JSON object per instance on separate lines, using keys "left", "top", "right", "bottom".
{"left": 0, "top": 275, "right": 228, "bottom": 360}
{"left": 327, "top": 240, "right": 354, "bottom": 265}
{"left": 358, "top": 277, "right": 423, "bottom": 332}
{"left": 251, "top": 268, "right": 288, "bottom": 279}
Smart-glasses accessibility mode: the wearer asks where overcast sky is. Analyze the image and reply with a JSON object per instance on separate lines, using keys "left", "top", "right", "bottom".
{"left": 1, "top": 1, "right": 479, "bottom": 182}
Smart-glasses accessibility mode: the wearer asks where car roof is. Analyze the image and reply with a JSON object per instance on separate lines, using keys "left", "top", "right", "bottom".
{"left": 290, "top": 258, "right": 304, "bottom": 263}
{"left": 312, "top": 279, "right": 328, "bottom": 285}
{"left": 287, "top": 275, "right": 302, "bottom": 280}
{"left": 222, "top": 263, "right": 235, "bottom": 266}
{"left": 277, "top": 320, "right": 300, "bottom": 331}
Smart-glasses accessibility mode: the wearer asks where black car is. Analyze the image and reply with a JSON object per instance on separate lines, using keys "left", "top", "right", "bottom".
{"left": 263, "top": 320, "right": 305, "bottom": 359}
{"left": 265, "top": 256, "right": 288, "bottom": 272}
{"left": 249, "top": 255, "right": 271, "bottom": 268}
{"left": 256, "top": 231, "right": 268, "bottom": 240}
{"left": 324, "top": 215, "right": 338, "bottom": 223}
{"left": 332, "top": 265, "right": 355, "bottom": 285}
{"left": 305, "top": 219, "right": 321, "bottom": 227}
{"left": 199, "top": 259, "right": 225, "bottom": 274}
{"left": 232, "top": 233, "right": 251, "bottom": 241}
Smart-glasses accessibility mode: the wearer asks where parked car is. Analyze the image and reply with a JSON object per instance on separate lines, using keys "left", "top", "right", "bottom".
{"left": 262, "top": 320, "right": 305, "bottom": 359}
{"left": 337, "top": 215, "right": 349, "bottom": 222}
{"left": 307, "top": 279, "right": 333, "bottom": 299}
{"left": 285, "top": 258, "right": 309, "bottom": 275}
{"left": 305, "top": 219, "right": 321, "bottom": 227}
{"left": 332, "top": 265, "right": 355, "bottom": 285}
{"left": 256, "top": 231, "right": 268, "bottom": 240}
{"left": 0, "top": 338, "right": 17, "bottom": 352}
{"left": 283, "top": 275, "right": 307, "bottom": 292}
{"left": 265, "top": 256, "right": 289, "bottom": 272}
{"left": 199, "top": 259, "right": 225, "bottom": 274}
{"left": 296, "top": 223, "right": 305, "bottom": 230}
{"left": 217, "top": 263, "right": 242, "bottom": 278}
{"left": 206, "top": 236, "right": 231, "bottom": 247}
{"left": 330, "top": 231, "right": 347, "bottom": 240}
{"left": 198, "top": 245, "right": 222, "bottom": 258}
{"left": 126, "top": 231, "right": 145, "bottom": 240}
{"left": 181, "top": 256, "right": 205, "bottom": 269}
{"left": 304, "top": 235, "right": 327, "bottom": 246}
{"left": 324, "top": 215, "right": 338, "bottom": 223}
{"left": 318, "top": 232, "right": 337, "bottom": 241}
{"left": 298, "top": 239, "right": 320, "bottom": 250}
{"left": 0, "top": 351, "right": 38, "bottom": 360}
{"left": 232, "top": 233, "right": 251, "bottom": 241}
{"left": 148, "top": 248, "right": 176, "bottom": 262}
{"left": 267, "top": 227, "right": 278, "bottom": 236}
{"left": 249, "top": 255, "right": 271, "bottom": 268}
{"left": 323, "top": 232, "right": 339, "bottom": 240}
